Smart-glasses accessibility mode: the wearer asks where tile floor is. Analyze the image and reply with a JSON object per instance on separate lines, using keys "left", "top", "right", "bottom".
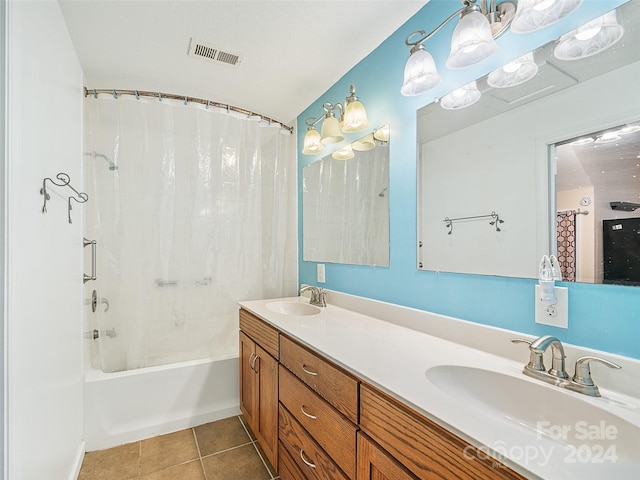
{"left": 78, "top": 415, "right": 279, "bottom": 480}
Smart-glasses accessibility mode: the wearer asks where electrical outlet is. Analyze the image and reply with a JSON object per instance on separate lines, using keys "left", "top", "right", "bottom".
{"left": 317, "top": 264, "right": 325, "bottom": 283}
{"left": 535, "top": 285, "right": 568, "bottom": 328}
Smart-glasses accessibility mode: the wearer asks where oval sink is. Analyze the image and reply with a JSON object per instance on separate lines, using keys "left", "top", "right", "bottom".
{"left": 265, "top": 301, "right": 321, "bottom": 316}
{"left": 426, "top": 365, "right": 640, "bottom": 464}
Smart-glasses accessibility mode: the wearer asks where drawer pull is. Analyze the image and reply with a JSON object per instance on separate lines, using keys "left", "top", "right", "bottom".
{"left": 300, "top": 405, "right": 317, "bottom": 420}
{"left": 301, "top": 364, "right": 318, "bottom": 376}
{"left": 299, "top": 449, "right": 316, "bottom": 469}
{"left": 251, "top": 354, "right": 259, "bottom": 372}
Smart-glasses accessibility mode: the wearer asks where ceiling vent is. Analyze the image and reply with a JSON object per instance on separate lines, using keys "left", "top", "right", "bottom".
{"left": 188, "top": 38, "right": 242, "bottom": 68}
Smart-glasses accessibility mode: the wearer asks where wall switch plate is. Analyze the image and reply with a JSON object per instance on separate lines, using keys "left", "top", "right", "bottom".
{"left": 535, "top": 285, "right": 568, "bottom": 328}
{"left": 317, "top": 264, "right": 325, "bottom": 283}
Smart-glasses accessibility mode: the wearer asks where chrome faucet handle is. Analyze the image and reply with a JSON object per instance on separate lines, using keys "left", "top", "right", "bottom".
{"left": 572, "top": 356, "right": 621, "bottom": 397}
{"left": 511, "top": 338, "right": 545, "bottom": 372}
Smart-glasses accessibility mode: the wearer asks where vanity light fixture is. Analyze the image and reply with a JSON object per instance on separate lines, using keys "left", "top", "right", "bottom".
{"left": 570, "top": 136, "right": 594, "bottom": 146}
{"left": 302, "top": 125, "right": 324, "bottom": 155}
{"left": 401, "top": 0, "right": 583, "bottom": 96}
{"left": 618, "top": 124, "right": 640, "bottom": 135}
{"left": 302, "top": 84, "right": 370, "bottom": 155}
{"left": 351, "top": 133, "right": 376, "bottom": 152}
{"left": 440, "top": 81, "right": 481, "bottom": 110}
{"left": 554, "top": 10, "right": 624, "bottom": 61}
{"left": 595, "top": 131, "right": 622, "bottom": 144}
{"left": 332, "top": 144, "right": 355, "bottom": 160}
{"left": 487, "top": 52, "right": 538, "bottom": 88}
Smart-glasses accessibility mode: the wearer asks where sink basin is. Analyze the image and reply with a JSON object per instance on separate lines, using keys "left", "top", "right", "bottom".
{"left": 265, "top": 301, "right": 321, "bottom": 316}
{"left": 426, "top": 365, "right": 640, "bottom": 463}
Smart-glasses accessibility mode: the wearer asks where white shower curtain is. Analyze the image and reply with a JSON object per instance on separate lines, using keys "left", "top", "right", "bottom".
{"left": 84, "top": 96, "right": 296, "bottom": 372}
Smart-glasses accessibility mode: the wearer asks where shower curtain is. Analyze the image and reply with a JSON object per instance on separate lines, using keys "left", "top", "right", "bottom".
{"left": 84, "top": 96, "right": 296, "bottom": 372}
{"left": 556, "top": 211, "right": 576, "bottom": 282}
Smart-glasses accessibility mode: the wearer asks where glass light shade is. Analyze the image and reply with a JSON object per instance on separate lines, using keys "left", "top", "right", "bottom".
{"left": 511, "top": 0, "right": 584, "bottom": 34}
{"left": 320, "top": 115, "right": 344, "bottom": 144}
{"left": 595, "top": 131, "right": 621, "bottom": 144}
{"left": 302, "top": 127, "right": 324, "bottom": 155}
{"left": 400, "top": 47, "right": 441, "bottom": 96}
{"left": 487, "top": 52, "right": 538, "bottom": 88}
{"left": 352, "top": 133, "right": 376, "bottom": 152}
{"left": 332, "top": 144, "right": 355, "bottom": 160}
{"left": 373, "top": 125, "right": 390, "bottom": 142}
{"left": 446, "top": 11, "right": 498, "bottom": 70}
{"left": 440, "top": 81, "right": 481, "bottom": 110}
{"left": 553, "top": 11, "right": 624, "bottom": 61}
{"left": 618, "top": 124, "right": 640, "bottom": 135}
{"left": 342, "top": 100, "right": 370, "bottom": 133}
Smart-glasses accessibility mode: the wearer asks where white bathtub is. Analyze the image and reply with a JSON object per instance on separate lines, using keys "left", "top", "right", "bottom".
{"left": 83, "top": 355, "right": 240, "bottom": 451}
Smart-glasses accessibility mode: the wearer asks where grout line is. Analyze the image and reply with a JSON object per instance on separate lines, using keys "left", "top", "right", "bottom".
{"left": 137, "top": 441, "right": 142, "bottom": 478}
{"left": 200, "top": 440, "right": 254, "bottom": 459}
{"left": 250, "top": 440, "right": 277, "bottom": 480}
{"left": 191, "top": 427, "right": 209, "bottom": 480}
{"left": 237, "top": 415, "right": 275, "bottom": 479}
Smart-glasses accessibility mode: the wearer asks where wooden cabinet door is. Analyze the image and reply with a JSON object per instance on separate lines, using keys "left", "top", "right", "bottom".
{"left": 357, "top": 433, "right": 416, "bottom": 480}
{"left": 255, "top": 343, "right": 278, "bottom": 469}
{"left": 239, "top": 331, "right": 257, "bottom": 429}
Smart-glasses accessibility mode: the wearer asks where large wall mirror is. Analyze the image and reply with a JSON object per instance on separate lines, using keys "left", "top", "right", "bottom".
{"left": 417, "top": 0, "right": 639, "bottom": 283}
{"left": 303, "top": 126, "right": 390, "bottom": 266}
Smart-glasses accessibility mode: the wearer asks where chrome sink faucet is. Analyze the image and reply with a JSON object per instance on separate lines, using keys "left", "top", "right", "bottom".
{"left": 300, "top": 285, "right": 326, "bottom": 307}
{"left": 530, "top": 335, "right": 569, "bottom": 379}
{"left": 511, "top": 335, "right": 621, "bottom": 397}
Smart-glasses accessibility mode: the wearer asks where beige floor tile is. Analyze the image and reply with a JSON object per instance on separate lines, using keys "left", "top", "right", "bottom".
{"left": 78, "top": 442, "right": 140, "bottom": 480}
{"left": 195, "top": 417, "right": 252, "bottom": 456}
{"left": 202, "top": 444, "right": 271, "bottom": 480}
{"left": 239, "top": 415, "right": 257, "bottom": 441}
{"left": 139, "top": 429, "right": 199, "bottom": 476}
{"left": 138, "top": 459, "right": 206, "bottom": 480}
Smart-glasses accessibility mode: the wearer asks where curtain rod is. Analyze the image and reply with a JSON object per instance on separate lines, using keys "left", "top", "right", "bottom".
{"left": 84, "top": 87, "right": 294, "bottom": 134}
{"left": 557, "top": 208, "right": 589, "bottom": 216}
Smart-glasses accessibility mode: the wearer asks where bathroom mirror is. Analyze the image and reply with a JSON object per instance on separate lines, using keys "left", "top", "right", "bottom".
{"left": 303, "top": 126, "right": 390, "bottom": 266}
{"left": 417, "top": 1, "right": 640, "bottom": 282}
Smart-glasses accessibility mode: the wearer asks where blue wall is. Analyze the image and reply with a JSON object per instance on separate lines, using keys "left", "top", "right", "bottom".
{"left": 297, "top": 0, "right": 639, "bottom": 359}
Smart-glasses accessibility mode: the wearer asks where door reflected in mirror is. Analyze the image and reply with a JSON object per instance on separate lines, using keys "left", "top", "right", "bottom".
{"left": 303, "top": 126, "right": 390, "bottom": 266}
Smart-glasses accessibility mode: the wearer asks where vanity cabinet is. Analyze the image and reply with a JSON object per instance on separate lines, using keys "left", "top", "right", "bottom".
{"left": 239, "top": 306, "right": 528, "bottom": 480}
{"left": 359, "top": 384, "right": 526, "bottom": 480}
{"left": 239, "top": 309, "right": 279, "bottom": 470}
{"left": 279, "top": 335, "right": 358, "bottom": 479}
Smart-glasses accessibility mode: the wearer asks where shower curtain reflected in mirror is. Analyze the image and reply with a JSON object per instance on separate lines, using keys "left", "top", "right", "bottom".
{"left": 84, "top": 97, "right": 296, "bottom": 372}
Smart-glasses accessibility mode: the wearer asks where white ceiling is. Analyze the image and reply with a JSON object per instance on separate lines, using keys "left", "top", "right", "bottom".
{"left": 58, "top": 0, "right": 428, "bottom": 126}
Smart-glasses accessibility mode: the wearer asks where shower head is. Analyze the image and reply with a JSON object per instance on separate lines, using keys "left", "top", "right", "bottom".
{"left": 85, "top": 151, "right": 118, "bottom": 171}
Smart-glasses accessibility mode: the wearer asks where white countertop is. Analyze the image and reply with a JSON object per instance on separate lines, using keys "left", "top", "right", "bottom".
{"left": 239, "top": 293, "right": 640, "bottom": 480}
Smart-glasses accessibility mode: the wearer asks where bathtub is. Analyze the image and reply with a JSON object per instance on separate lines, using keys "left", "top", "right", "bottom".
{"left": 83, "top": 355, "right": 240, "bottom": 451}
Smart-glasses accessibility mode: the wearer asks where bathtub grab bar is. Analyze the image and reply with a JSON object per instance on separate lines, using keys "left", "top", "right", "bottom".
{"left": 155, "top": 277, "right": 212, "bottom": 287}
{"left": 83, "top": 237, "right": 97, "bottom": 283}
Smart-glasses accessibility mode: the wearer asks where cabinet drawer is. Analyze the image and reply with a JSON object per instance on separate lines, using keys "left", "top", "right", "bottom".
{"left": 357, "top": 432, "right": 417, "bottom": 480}
{"left": 239, "top": 308, "right": 279, "bottom": 359}
{"left": 360, "top": 384, "right": 526, "bottom": 480}
{"left": 280, "top": 335, "right": 358, "bottom": 423}
{"left": 279, "top": 404, "right": 348, "bottom": 480}
{"left": 279, "top": 366, "right": 357, "bottom": 478}
{"left": 279, "top": 440, "right": 312, "bottom": 480}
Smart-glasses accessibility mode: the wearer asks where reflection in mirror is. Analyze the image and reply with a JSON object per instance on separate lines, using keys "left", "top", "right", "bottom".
{"left": 303, "top": 126, "right": 390, "bottom": 266}
{"left": 555, "top": 123, "right": 640, "bottom": 285}
{"left": 417, "top": 1, "right": 639, "bottom": 282}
